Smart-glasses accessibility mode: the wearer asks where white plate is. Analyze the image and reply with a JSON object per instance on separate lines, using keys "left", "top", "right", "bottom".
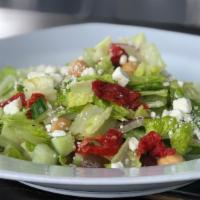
{"left": 0, "top": 23, "right": 200, "bottom": 198}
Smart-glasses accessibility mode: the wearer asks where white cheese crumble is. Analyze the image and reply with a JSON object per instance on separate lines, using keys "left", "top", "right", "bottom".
{"left": 128, "top": 137, "right": 139, "bottom": 152}
{"left": 81, "top": 67, "right": 96, "bottom": 77}
{"left": 173, "top": 98, "right": 192, "bottom": 114}
{"left": 3, "top": 98, "right": 22, "bottom": 115}
{"left": 51, "top": 73, "right": 63, "bottom": 85}
{"left": 111, "top": 162, "right": 124, "bottom": 169}
{"left": 45, "top": 124, "right": 52, "bottom": 133}
{"left": 27, "top": 71, "right": 46, "bottom": 79}
{"left": 49, "top": 130, "right": 66, "bottom": 138}
{"left": 97, "top": 69, "right": 104, "bottom": 75}
{"left": 112, "top": 67, "right": 129, "bottom": 87}
{"left": 119, "top": 54, "right": 128, "bottom": 65}
{"left": 177, "top": 81, "right": 184, "bottom": 87}
{"left": 44, "top": 66, "right": 57, "bottom": 74}
{"left": 169, "top": 110, "right": 184, "bottom": 121}
{"left": 128, "top": 55, "right": 137, "bottom": 63}
{"left": 150, "top": 112, "right": 157, "bottom": 118}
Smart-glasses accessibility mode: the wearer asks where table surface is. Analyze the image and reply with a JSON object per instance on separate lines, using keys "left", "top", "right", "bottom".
{"left": 0, "top": 1, "right": 200, "bottom": 199}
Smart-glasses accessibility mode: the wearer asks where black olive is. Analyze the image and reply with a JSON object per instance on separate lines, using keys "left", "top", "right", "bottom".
{"left": 81, "top": 154, "right": 109, "bottom": 168}
{"left": 140, "top": 153, "right": 157, "bottom": 167}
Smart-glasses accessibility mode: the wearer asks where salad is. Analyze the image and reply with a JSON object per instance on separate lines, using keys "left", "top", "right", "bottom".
{"left": 0, "top": 33, "right": 199, "bottom": 168}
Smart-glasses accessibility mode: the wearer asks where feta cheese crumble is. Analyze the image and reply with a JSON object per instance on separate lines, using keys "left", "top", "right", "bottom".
{"left": 112, "top": 67, "right": 129, "bottom": 87}
{"left": 177, "top": 81, "right": 184, "bottom": 87}
{"left": 3, "top": 98, "right": 22, "bottom": 115}
{"left": 173, "top": 98, "right": 192, "bottom": 114}
{"left": 27, "top": 71, "right": 46, "bottom": 79}
{"left": 81, "top": 67, "right": 96, "bottom": 77}
{"left": 49, "top": 130, "right": 66, "bottom": 138}
{"left": 128, "top": 55, "right": 137, "bottom": 63}
{"left": 150, "top": 112, "right": 157, "bottom": 118}
{"left": 45, "top": 124, "right": 52, "bottom": 133}
{"left": 169, "top": 110, "right": 184, "bottom": 121}
{"left": 128, "top": 137, "right": 139, "bottom": 152}
{"left": 119, "top": 55, "right": 128, "bottom": 65}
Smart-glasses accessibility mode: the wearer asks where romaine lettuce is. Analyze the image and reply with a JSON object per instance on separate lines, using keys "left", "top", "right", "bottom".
{"left": 171, "top": 123, "right": 193, "bottom": 155}
{"left": 23, "top": 76, "right": 57, "bottom": 102}
{"left": 70, "top": 104, "right": 112, "bottom": 137}
{"left": 1, "top": 112, "right": 50, "bottom": 146}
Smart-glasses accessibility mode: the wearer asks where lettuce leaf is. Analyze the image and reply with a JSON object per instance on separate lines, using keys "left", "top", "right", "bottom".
{"left": 70, "top": 104, "right": 112, "bottom": 137}
{"left": 23, "top": 76, "right": 57, "bottom": 102}
{"left": 144, "top": 116, "right": 177, "bottom": 138}
{"left": 132, "top": 33, "right": 165, "bottom": 73}
{"left": 65, "top": 81, "right": 94, "bottom": 108}
{"left": 111, "top": 139, "right": 141, "bottom": 167}
{"left": 3, "top": 144, "right": 27, "bottom": 160}
{"left": 0, "top": 66, "right": 17, "bottom": 101}
{"left": 171, "top": 123, "right": 193, "bottom": 155}
{"left": 83, "top": 37, "right": 112, "bottom": 68}
{"left": 32, "top": 144, "right": 57, "bottom": 164}
{"left": 129, "top": 75, "right": 166, "bottom": 91}
{"left": 111, "top": 104, "right": 135, "bottom": 121}
{"left": 1, "top": 112, "right": 50, "bottom": 146}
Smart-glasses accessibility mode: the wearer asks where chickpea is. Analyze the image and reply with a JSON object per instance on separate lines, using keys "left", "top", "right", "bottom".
{"left": 68, "top": 60, "right": 87, "bottom": 77}
{"left": 158, "top": 154, "right": 184, "bottom": 166}
{"left": 51, "top": 117, "right": 71, "bottom": 131}
{"left": 122, "top": 61, "right": 138, "bottom": 76}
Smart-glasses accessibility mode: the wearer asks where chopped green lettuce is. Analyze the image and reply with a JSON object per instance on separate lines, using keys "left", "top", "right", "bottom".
{"left": 140, "top": 89, "right": 168, "bottom": 97}
{"left": 144, "top": 116, "right": 177, "bottom": 137}
{"left": 132, "top": 33, "right": 165, "bottom": 73}
{"left": 0, "top": 66, "right": 17, "bottom": 101}
{"left": 3, "top": 144, "right": 26, "bottom": 160}
{"left": 32, "top": 144, "right": 57, "bottom": 165}
{"left": 83, "top": 37, "right": 114, "bottom": 75}
{"left": 111, "top": 139, "right": 141, "bottom": 167}
{"left": 111, "top": 104, "right": 135, "bottom": 121}
{"left": 23, "top": 76, "right": 57, "bottom": 102}
{"left": 21, "top": 141, "right": 35, "bottom": 160}
{"left": 0, "top": 112, "right": 50, "bottom": 146}
{"left": 66, "top": 81, "right": 94, "bottom": 108}
{"left": 51, "top": 134, "right": 75, "bottom": 156}
{"left": 171, "top": 123, "right": 193, "bottom": 155}
{"left": 129, "top": 75, "right": 166, "bottom": 91}
{"left": 70, "top": 104, "right": 112, "bottom": 137}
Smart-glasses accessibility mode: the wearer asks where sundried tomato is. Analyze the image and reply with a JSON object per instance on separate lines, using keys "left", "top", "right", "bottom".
{"left": 77, "top": 129, "right": 123, "bottom": 157}
{"left": 0, "top": 92, "right": 26, "bottom": 108}
{"left": 137, "top": 131, "right": 176, "bottom": 159}
{"left": 92, "top": 80, "right": 142, "bottom": 110}
{"left": 109, "top": 44, "right": 127, "bottom": 66}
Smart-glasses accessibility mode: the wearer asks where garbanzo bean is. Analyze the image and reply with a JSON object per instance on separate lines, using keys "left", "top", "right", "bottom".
{"left": 51, "top": 117, "right": 71, "bottom": 131}
{"left": 122, "top": 61, "right": 138, "bottom": 76}
{"left": 158, "top": 154, "right": 184, "bottom": 166}
{"left": 68, "top": 60, "right": 87, "bottom": 77}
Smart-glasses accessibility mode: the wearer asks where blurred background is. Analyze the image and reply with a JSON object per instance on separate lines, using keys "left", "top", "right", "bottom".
{"left": 0, "top": 0, "right": 200, "bottom": 38}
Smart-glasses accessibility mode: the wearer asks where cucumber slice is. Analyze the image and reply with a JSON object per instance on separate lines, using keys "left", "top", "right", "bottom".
{"left": 51, "top": 134, "right": 75, "bottom": 156}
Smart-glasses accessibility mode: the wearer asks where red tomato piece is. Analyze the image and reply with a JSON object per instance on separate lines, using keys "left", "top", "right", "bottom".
{"left": 77, "top": 129, "right": 123, "bottom": 157}
{"left": 92, "top": 80, "right": 142, "bottom": 110}
{"left": 109, "top": 44, "right": 127, "bottom": 66}
{"left": 0, "top": 92, "right": 26, "bottom": 108}
{"left": 137, "top": 131, "right": 176, "bottom": 159}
